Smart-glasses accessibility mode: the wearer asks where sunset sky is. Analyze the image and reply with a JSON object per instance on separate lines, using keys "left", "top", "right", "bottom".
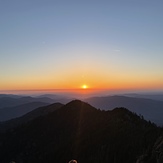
{"left": 0, "top": 0, "right": 163, "bottom": 93}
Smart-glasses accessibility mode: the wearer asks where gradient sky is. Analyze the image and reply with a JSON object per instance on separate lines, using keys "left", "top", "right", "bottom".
{"left": 0, "top": 0, "right": 163, "bottom": 92}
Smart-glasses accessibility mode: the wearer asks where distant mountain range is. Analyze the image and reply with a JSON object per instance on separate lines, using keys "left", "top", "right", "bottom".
{"left": 0, "top": 94, "right": 22, "bottom": 99}
{"left": 0, "top": 102, "right": 49, "bottom": 121}
{"left": 0, "top": 102, "right": 63, "bottom": 132}
{"left": 0, "top": 94, "right": 72, "bottom": 121}
{"left": 0, "top": 100, "right": 162, "bottom": 163}
{"left": 123, "top": 93, "right": 163, "bottom": 101}
{"left": 84, "top": 95, "right": 163, "bottom": 125}
{"left": 0, "top": 94, "right": 163, "bottom": 126}
{"left": 0, "top": 96, "right": 53, "bottom": 108}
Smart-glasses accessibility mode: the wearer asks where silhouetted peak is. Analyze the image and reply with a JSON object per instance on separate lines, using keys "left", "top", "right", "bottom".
{"left": 66, "top": 99, "right": 83, "bottom": 105}
{"left": 111, "top": 107, "right": 148, "bottom": 127}
{"left": 0, "top": 99, "right": 160, "bottom": 163}
{"left": 63, "top": 100, "right": 97, "bottom": 113}
{"left": 65, "top": 100, "right": 93, "bottom": 107}
{"left": 112, "top": 107, "right": 130, "bottom": 114}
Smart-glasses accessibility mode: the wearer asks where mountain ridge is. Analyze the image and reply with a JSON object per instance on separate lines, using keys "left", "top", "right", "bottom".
{"left": 0, "top": 102, "right": 49, "bottom": 121}
{"left": 84, "top": 95, "right": 163, "bottom": 125}
{"left": 0, "top": 100, "right": 161, "bottom": 163}
{"left": 0, "top": 102, "right": 63, "bottom": 132}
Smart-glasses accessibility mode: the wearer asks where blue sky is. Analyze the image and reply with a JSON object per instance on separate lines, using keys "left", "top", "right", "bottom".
{"left": 0, "top": 0, "right": 163, "bottom": 91}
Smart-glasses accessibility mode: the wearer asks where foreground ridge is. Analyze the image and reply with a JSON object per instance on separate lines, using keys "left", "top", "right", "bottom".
{"left": 0, "top": 100, "right": 161, "bottom": 163}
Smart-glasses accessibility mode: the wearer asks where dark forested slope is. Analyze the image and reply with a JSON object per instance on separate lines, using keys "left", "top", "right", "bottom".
{"left": 0, "top": 100, "right": 161, "bottom": 163}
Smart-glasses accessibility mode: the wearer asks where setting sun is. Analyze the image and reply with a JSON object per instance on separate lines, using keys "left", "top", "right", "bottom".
{"left": 82, "top": 85, "right": 88, "bottom": 89}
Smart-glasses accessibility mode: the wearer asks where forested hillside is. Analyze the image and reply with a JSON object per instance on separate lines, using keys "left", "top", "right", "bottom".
{"left": 0, "top": 100, "right": 162, "bottom": 163}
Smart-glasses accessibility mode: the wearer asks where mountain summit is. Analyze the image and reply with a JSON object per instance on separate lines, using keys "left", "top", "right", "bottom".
{"left": 0, "top": 100, "right": 161, "bottom": 163}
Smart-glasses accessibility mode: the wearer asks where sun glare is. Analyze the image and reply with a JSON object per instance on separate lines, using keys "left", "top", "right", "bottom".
{"left": 82, "top": 84, "right": 88, "bottom": 89}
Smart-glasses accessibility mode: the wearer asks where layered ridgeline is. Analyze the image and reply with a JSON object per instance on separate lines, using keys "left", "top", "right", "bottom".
{"left": 0, "top": 100, "right": 162, "bottom": 163}
{"left": 0, "top": 94, "right": 71, "bottom": 121}
{"left": 1, "top": 94, "right": 163, "bottom": 126}
{"left": 0, "top": 103, "right": 63, "bottom": 132}
{"left": 85, "top": 95, "right": 163, "bottom": 125}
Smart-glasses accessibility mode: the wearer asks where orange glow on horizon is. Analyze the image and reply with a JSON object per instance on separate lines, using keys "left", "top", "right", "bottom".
{"left": 81, "top": 84, "right": 88, "bottom": 89}
{"left": 1, "top": 71, "right": 163, "bottom": 92}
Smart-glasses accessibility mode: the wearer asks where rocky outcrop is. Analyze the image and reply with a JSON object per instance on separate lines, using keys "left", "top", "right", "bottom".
{"left": 151, "top": 136, "right": 163, "bottom": 163}
{"left": 136, "top": 136, "right": 163, "bottom": 163}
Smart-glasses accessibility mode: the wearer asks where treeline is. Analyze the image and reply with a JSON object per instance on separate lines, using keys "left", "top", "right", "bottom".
{"left": 0, "top": 100, "right": 162, "bottom": 163}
